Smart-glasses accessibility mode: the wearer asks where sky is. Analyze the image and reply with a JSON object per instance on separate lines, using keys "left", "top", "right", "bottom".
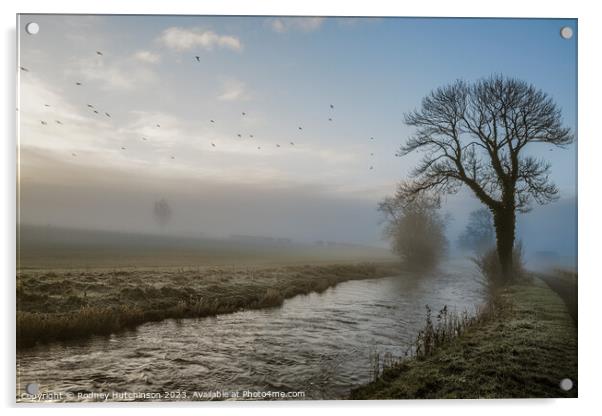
{"left": 17, "top": 15, "right": 577, "bottom": 253}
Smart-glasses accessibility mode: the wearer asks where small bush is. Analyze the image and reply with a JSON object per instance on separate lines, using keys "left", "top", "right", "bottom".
{"left": 472, "top": 242, "right": 524, "bottom": 293}
{"left": 378, "top": 192, "right": 447, "bottom": 271}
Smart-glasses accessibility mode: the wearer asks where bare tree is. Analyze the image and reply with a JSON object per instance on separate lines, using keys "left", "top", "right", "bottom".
{"left": 379, "top": 188, "right": 447, "bottom": 270}
{"left": 153, "top": 198, "right": 172, "bottom": 230}
{"left": 399, "top": 75, "right": 573, "bottom": 279}
{"left": 458, "top": 208, "right": 495, "bottom": 253}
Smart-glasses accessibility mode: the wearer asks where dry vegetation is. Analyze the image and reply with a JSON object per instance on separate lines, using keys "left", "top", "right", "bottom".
{"left": 352, "top": 275, "right": 578, "bottom": 399}
{"left": 17, "top": 262, "right": 400, "bottom": 348}
{"left": 472, "top": 244, "right": 524, "bottom": 295}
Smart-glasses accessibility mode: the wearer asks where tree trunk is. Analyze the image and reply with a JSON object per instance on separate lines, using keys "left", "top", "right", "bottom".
{"left": 492, "top": 207, "right": 516, "bottom": 282}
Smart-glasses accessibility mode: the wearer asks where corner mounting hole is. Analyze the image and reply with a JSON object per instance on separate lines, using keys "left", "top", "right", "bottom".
{"left": 25, "top": 22, "right": 39, "bottom": 35}
{"left": 560, "top": 26, "right": 573, "bottom": 40}
{"left": 559, "top": 378, "right": 573, "bottom": 391}
{"left": 25, "top": 383, "right": 39, "bottom": 395}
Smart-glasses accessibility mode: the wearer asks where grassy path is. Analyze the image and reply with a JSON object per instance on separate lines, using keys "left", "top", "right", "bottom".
{"left": 351, "top": 277, "right": 578, "bottom": 399}
{"left": 539, "top": 269, "right": 578, "bottom": 324}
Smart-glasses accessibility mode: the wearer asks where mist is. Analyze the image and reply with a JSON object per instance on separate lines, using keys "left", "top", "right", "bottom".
{"left": 20, "top": 148, "right": 577, "bottom": 265}
{"left": 19, "top": 149, "right": 390, "bottom": 246}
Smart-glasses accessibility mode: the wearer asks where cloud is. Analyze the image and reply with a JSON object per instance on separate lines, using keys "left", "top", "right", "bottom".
{"left": 17, "top": 69, "right": 378, "bottom": 202}
{"left": 158, "top": 27, "right": 242, "bottom": 52}
{"left": 67, "top": 54, "right": 159, "bottom": 91}
{"left": 18, "top": 74, "right": 110, "bottom": 153}
{"left": 269, "top": 17, "right": 325, "bottom": 33}
{"left": 217, "top": 78, "right": 250, "bottom": 102}
{"left": 133, "top": 50, "right": 161, "bottom": 64}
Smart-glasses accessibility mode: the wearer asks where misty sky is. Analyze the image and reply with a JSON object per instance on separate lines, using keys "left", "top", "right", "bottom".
{"left": 17, "top": 15, "right": 577, "bottom": 251}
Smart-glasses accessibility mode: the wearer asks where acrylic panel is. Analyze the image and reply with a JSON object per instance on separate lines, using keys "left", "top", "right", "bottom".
{"left": 16, "top": 15, "right": 577, "bottom": 402}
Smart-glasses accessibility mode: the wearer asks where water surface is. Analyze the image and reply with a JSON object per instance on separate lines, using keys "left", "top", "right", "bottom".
{"left": 17, "top": 259, "right": 484, "bottom": 401}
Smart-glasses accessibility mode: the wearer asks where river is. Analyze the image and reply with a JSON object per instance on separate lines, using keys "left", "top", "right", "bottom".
{"left": 17, "top": 259, "right": 484, "bottom": 401}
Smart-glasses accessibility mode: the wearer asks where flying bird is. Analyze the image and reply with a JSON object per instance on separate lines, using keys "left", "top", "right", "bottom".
{"left": 298, "top": 126, "right": 303, "bottom": 130}
{"left": 19, "top": 66, "right": 29, "bottom": 72}
{"left": 121, "top": 146, "right": 126, "bottom": 150}
{"left": 195, "top": 56, "right": 200, "bottom": 62}
{"left": 370, "top": 137, "right": 375, "bottom": 140}
{"left": 71, "top": 153, "right": 77, "bottom": 157}
{"left": 370, "top": 153, "right": 374, "bottom": 156}
{"left": 237, "top": 134, "right": 242, "bottom": 138}
{"left": 171, "top": 156, "right": 175, "bottom": 159}
{"left": 75, "top": 82, "right": 82, "bottom": 86}
{"left": 369, "top": 166, "right": 374, "bottom": 170}
{"left": 156, "top": 124, "right": 161, "bottom": 127}
{"left": 105, "top": 112, "right": 111, "bottom": 118}
{"left": 210, "top": 119, "right": 215, "bottom": 123}
{"left": 257, "top": 146, "right": 261, "bottom": 150}
{"left": 211, "top": 143, "right": 216, "bottom": 147}
{"left": 242, "top": 112, "right": 246, "bottom": 116}
{"left": 249, "top": 134, "right": 254, "bottom": 138}
{"left": 142, "top": 137, "right": 147, "bottom": 141}
{"left": 40, "top": 121, "right": 47, "bottom": 125}
{"left": 276, "top": 144, "right": 281, "bottom": 147}
{"left": 330, "top": 104, "right": 334, "bottom": 109}
{"left": 96, "top": 51, "right": 103, "bottom": 56}
{"left": 44, "top": 104, "right": 50, "bottom": 107}
{"left": 55, "top": 120, "right": 62, "bottom": 125}
{"left": 290, "top": 142, "right": 295, "bottom": 146}
{"left": 328, "top": 118, "right": 332, "bottom": 122}
{"left": 93, "top": 110, "right": 99, "bottom": 114}
{"left": 87, "top": 104, "right": 94, "bottom": 108}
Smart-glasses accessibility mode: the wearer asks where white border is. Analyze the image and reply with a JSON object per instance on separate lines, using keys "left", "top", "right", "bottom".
{"left": 2, "top": 1, "right": 600, "bottom": 415}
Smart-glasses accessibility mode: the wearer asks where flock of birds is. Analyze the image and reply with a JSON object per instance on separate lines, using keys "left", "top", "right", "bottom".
{"left": 19, "top": 51, "right": 378, "bottom": 170}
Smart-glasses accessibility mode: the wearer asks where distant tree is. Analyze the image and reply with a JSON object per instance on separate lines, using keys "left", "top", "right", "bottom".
{"left": 398, "top": 75, "right": 573, "bottom": 279}
{"left": 458, "top": 208, "right": 495, "bottom": 252}
{"left": 153, "top": 198, "right": 172, "bottom": 229}
{"left": 379, "top": 186, "right": 447, "bottom": 270}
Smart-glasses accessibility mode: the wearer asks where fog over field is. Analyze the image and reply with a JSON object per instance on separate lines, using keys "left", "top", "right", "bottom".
{"left": 19, "top": 145, "right": 576, "bottom": 260}
{"left": 18, "top": 15, "right": 576, "bottom": 260}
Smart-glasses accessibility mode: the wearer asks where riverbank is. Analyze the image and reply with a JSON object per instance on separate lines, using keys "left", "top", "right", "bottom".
{"left": 350, "top": 275, "right": 578, "bottom": 399}
{"left": 17, "top": 262, "right": 400, "bottom": 348}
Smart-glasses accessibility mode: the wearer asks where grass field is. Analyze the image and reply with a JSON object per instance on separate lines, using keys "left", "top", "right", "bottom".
{"left": 18, "top": 224, "right": 396, "bottom": 270}
{"left": 17, "top": 225, "right": 401, "bottom": 348}
{"left": 18, "top": 263, "right": 401, "bottom": 348}
{"left": 351, "top": 275, "right": 578, "bottom": 399}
